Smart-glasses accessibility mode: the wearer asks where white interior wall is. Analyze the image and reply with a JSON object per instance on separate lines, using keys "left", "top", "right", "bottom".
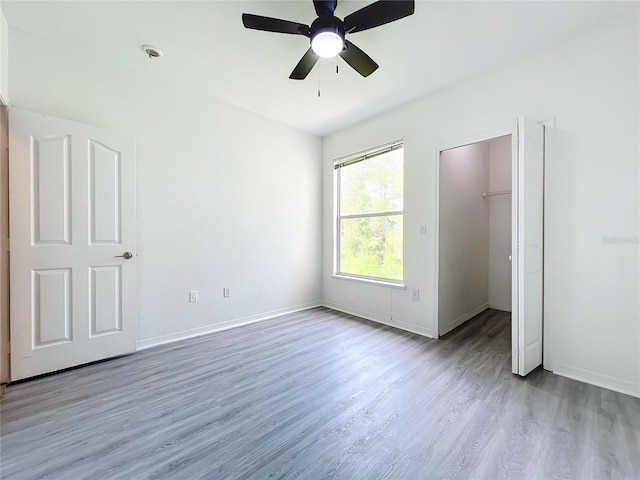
{"left": 322, "top": 12, "right": 639, "bottom": 396}
{"left": 438, "top": 143, "right": 489, "bottom": 335}
{"left": 7, "top": 28, "right": 323, "bottom": 348}
{"left": 488, "top": 135, "right": 512, "bottom": 311}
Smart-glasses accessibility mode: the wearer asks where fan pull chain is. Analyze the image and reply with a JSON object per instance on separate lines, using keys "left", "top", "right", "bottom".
{"left": 317, "top": 65, "right": 321, "bottom": 97}
{"left": 336, "top": 57, "right": 339, "bottom": 74}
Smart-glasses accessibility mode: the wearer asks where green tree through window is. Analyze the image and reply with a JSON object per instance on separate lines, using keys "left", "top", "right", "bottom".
{"left": 336, "top": 143, "right": 403, "bottom": 282}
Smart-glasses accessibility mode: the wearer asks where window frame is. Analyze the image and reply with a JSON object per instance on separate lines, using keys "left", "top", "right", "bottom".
{"left": 333, "top": 140, "right": 405, "bottom": 286}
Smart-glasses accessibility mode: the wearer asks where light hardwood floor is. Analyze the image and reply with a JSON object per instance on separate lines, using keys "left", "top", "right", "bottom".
{"left": 1, "top": 307, "right": 639, "bottom": 479}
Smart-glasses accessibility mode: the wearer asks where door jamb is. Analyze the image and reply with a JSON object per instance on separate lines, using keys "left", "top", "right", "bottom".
{"left": 0, "top": 98, "right": 8, "bottom": 385}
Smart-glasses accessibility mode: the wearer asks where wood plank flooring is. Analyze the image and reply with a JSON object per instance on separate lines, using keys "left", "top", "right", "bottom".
{"left": 1, "top": 307, "right": 639, "bottom": 479}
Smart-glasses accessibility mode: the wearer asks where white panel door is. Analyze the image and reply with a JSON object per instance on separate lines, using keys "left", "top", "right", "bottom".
{"left": 9, "top": 109, "right": 136, "bottom": 380}
{"left": 512, "top": 116, "right": 544, "bottom": 376}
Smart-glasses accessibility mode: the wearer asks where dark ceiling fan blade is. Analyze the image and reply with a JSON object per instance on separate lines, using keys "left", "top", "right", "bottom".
{"left": 290, "top": 48, "right": 320, "bottom": 80}
{"left": 313, "top": 0, "right": 337, "bottom": 17}
{"left": 343, "top": 0, "right": 415, "bottom": 33}
{"left": 339, "top": 40, "right": 379, "bottom": 77}
{"left": 242, "top": 13, "right": 310, "bottom": 36}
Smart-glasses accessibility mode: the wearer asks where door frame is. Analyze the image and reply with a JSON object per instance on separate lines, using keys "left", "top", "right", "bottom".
{"left": 0, "top": 98, "right": 7, "bottom": 385}
{"left": 432, "top": 122, "right": 549, "bottom": 372}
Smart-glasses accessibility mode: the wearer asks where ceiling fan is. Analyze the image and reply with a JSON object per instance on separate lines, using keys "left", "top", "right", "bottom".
{"left": 242, "top": 0, "right": 415, "bottom": 80}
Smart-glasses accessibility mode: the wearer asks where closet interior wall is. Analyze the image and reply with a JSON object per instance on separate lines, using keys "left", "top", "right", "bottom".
{"left": 488, "top": 135, "right": 512, "bottom": 312}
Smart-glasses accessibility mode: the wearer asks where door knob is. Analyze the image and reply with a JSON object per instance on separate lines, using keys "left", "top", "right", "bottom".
{"left": 115, "top": 252, "right": 133, "bottom": 259}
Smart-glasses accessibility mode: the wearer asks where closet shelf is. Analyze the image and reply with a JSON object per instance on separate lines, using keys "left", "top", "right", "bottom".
{"left": 482, "top": 189, "right": 512, "bottom": 198}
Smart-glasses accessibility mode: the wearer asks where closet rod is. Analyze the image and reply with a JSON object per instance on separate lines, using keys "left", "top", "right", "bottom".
{"left": 482, "top": 189, "right": 512, "bottom": 198}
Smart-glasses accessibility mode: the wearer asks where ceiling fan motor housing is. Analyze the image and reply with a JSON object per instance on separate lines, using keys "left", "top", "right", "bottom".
{"left": 310, "top": 15, "right": 345, "bottom": 44}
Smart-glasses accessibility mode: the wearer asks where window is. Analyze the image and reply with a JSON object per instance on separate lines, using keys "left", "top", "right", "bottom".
{"left": 335, "top": 141, "right": 404, "bottom": 283}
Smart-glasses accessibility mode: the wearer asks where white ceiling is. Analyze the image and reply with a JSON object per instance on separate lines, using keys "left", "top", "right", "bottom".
{"left": 2, "top": 1, "right": 632, "bottom": 136}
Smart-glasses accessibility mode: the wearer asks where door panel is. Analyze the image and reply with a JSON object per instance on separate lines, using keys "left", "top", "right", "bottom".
{"left": 512, "top": 116, "right": 544, "bottom": 376}
{"left": 89, "top": 140, "right": 122, "bottom": 245}
{"left": 32, "top": 135, "right": 72, "bottom": 245}
{"left": 33, "top": 268, "right": 72, "bottom": 346}
{"left": 90, "top": 265, "right": 122, "bottom": 336}
{"left": 10, "top": 109, "right": 136, "bottom": 380}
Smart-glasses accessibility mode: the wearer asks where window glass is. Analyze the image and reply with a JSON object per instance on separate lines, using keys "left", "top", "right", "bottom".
{"left": 335, "top": 144, "right": 403, "bottom": 282}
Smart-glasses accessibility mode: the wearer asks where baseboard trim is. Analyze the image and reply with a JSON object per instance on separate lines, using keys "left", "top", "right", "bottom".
{"left": 322, "top": 302, "right": 434, "bottom": 338}
{"left": 136, "top": 301, "right": 322, "bottom": 351}
{"left": 553, "top": 363, "right": 640, "bottom": 399}
{"left": 392, "top": 319, "right": 434, "bottom": 338}
{"left": 488, "top": 303, "right": 512, "bottom": 312}
{"left": 439, "top": 303, "right": 489, "bottom": 336}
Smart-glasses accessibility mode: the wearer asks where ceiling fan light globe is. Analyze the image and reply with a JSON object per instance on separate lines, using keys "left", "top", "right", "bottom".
{"left": 311, "top": 31, "right": 344, "bottom": 58}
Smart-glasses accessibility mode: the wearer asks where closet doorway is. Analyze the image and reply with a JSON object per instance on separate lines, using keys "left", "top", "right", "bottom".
{"left": 434, "top": 118, "right": 545, "bottom": 376}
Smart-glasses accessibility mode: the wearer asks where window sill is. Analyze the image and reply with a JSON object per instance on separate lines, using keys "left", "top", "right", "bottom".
{"left": 331, "top": 274, "right": 406, "bottom": 290}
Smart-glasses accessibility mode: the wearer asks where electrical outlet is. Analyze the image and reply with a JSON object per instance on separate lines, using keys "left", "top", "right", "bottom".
{"left": 223, "top": 287, "right": 230, "bottom": 298}
{"left": 189, "top": 291, "right": 198, "bottom": 303}
{"left": 412, "top": 289, "right": 420, "bottom": 301}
